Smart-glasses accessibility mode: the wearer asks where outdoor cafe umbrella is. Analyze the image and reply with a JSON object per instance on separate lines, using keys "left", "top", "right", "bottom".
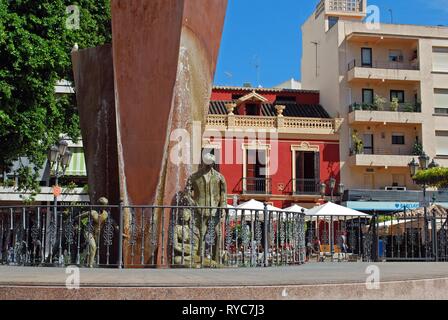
{"left": 235, "top": 200, "right": 282, "bottom": 240}
{"left": 284, "top": 204, "right": 308, "bottom": 214}
{"left": 305, "top": 202, "right": 370, "bottom": 248}
{"left": 235, "top": 199, "right": 283, "bottom": 219}
{"left": 305, "top": 202, "right": 370, "bottom": 218}
{"left": 236, "top": 199, "right": 281, "bottom": 212}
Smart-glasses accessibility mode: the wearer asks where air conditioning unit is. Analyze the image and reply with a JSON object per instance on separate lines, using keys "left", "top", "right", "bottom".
{"left": 385, "top": 186, "right": 407, "bottom": 191}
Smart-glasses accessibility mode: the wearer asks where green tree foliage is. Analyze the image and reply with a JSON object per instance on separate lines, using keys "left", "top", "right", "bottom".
{"left": 0, "top": 0, "right": 111, "bottom": 188}
{"left": 413, "top": 167, "right": 448, "bottom": 188}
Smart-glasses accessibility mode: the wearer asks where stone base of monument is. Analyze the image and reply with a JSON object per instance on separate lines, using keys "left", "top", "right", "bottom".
{"left": 2, "top": 263, "right": 448, "bottom": 300}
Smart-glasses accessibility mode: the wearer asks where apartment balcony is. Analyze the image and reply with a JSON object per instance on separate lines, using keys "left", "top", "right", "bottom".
{"left": 348, "top": 148, "right": 415, "bottom": 167}
{"left": 347, "top": 59, "right": 420, "bottom": 83}
{"left": 206, "top": 114, "right": 343, "bottom": 135}
{"left": 316, "top": 0, "right": 366, "bottom": 18}
{"left": 242, "top": 177, "right": 272, "bottom": 195}
{"left": 348, "top": 102, "right": 422, "bottom": 124}
{"left": 291, "top": 179, "right": 320, "bottom": 196}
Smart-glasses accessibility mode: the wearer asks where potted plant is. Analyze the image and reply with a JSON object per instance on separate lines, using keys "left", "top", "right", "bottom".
{"left": 403, "top": 102, "right": 415, "bottom": 112}
{"left": 374, "top": 94, "right": 386, "bottom": 111}
{"left": 350, "top": 103, "right": 361, "bottom": 112}
{"left": 390, "top": 97, "right": 399, "bottom": 112}
{"left": 412, "top": 141, "right": 423, "bottom": 156}
{"left": 351, "top": 130, "right": 364, "bottom": 155}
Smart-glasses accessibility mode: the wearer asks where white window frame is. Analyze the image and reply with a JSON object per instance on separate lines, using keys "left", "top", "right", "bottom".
{"left": 242, "top": 143, "right": 271, "bottom": 192}
{"left": 291, "top": 142, "right": 320, "bottom": 194}
{"left": 436, "top": 131, "right": 448, "bottom": 156}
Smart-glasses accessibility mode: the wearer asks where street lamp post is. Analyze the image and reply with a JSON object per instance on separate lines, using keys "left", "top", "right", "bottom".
{"left": 48, "top": 140, "right": 71, "bottom": 210}
{"left": 320, "top": 177, "right": 345, "bottom": 203}
{"left": 47, "top": 139, "right": 72, "bottom": 264}
{"left": 408, "top": 152, "right": 439, "bottom": 261}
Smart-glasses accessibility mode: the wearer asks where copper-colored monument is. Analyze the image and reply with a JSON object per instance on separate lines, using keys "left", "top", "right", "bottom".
{"left": 72, "top": 0, "right": 227, "bottom": 267}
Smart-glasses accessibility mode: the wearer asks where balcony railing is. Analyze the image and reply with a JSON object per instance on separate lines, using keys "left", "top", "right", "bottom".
{"left": 317, "top": 0, "right": 364, "bottom": 17}
{"left": 292, "top": 179, "right": 320, "bottom": 195}
{"left": 328, "top": 0, "right": 363, "bottom": 12}
{"left": 243, "top": 177, "right": 272, "bottom": 195}
{"left": 206, "top": 115, "right": 342, "bottom": 134}
{"left": 348, "top": 59, "right": 419, "bottom": 71}
{"left": 350, "top": 147, "right": 414, "bottom": 156}
{"left": 349, "top": 102, "right": 421, "bottom": 113}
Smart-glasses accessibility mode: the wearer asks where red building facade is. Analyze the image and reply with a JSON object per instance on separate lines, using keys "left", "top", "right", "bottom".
{"left": 204, "top": 86, "right": 342, "bottom": 209}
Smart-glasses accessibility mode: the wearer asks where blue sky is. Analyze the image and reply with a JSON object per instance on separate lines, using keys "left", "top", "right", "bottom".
{"left": 214, "top": 0, "right": 448, "bottom": 88}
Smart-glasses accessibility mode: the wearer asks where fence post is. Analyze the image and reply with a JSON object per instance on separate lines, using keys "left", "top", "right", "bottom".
{"left": 118, "top": 200, "right": 124, "bottom": 269}
{"left": 263, "top": 203, "right": 269, "bottom": 267}
{"left": 432, "top": 208, "right": 438, "bottom": 262}
{"left": 372, "top": 211, "right": 379, "bottom": 262}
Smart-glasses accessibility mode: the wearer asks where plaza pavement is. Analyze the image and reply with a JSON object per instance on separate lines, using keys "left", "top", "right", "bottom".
{"left": 1, "top": 262, "right": 448, "bottom": 299}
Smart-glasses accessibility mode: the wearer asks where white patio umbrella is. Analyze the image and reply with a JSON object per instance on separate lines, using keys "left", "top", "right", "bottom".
{"left": 236, "top": 199, "right": 282, "bottom": 212}
{"left": 306, "top": 202, "right": 370, "bottom": 217}
{"left": 235, "top": 199, "right": 282, "bottom": 221}
{"left": 306, "top": 202, "right": 370, "bottom": 247}
{"left": 284, "top": 204, "right": 308, "bottom": 213}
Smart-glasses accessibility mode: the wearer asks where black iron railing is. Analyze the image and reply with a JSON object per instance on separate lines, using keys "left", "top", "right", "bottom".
{"left": 292, "top": 179, "right": 320, "bottom": 195}
{"left": 305, "top": 214, "right": 371, "bottom": 262}
{"left": 242, "top": 177, "right": 272, "bottom": 195}
{"left": 370, "top": 208, "right": 448, "bottom": 262}
{"left": 0, "top": 204, "right": 306, "bottom": 268}
{"left": 3, "top": 204, "right": 448, "bottom": 266}
{"left": 349, "top": 102, "right": 421, "bottom": 113}
{"left": 348, "top": 59, "right": 419, "bottom": 71}
{"left": 305, "top": 208, "right": 448, "bottom": 263}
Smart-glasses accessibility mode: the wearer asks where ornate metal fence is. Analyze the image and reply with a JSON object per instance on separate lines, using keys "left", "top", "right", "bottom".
{"left": 303, "top": 206, "right": 448, "bottom": 263}
{"left": 370, "top": 206, "right": 448, "bottom": 262}
{"left": 0, "top": 204, "right": 306, "bottom": 268}
{"left": 304, "top": 215, "right": 371, "bottom": 262}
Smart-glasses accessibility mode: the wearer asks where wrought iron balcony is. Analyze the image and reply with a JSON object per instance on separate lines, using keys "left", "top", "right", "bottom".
{"left": 242, "top": 177, "right": 272, "bottom": 195}
{"left": 292, "top": 179, "right": 320, "bottom": 195}
{"left": 350, "top": 147, "right": 414, "bottom": 156}
{"left": 348, "top": 59, "right": 419, "bottom": 71}
{"left": 349, "top": 102, "right": 421, "bottom": 113}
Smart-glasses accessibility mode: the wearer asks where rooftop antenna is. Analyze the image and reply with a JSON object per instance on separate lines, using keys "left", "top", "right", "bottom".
{"left": 388, "top": 9, "right": 393, "bottom": 24}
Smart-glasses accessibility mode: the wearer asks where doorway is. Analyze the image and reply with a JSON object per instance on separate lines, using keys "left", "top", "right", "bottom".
{"left": 295, "top": 151, "right": 320, "bottom": 194}
{"left": 361, "top": 47, "right": 373, "bottom": 67}
{"left": 246, "top": 149, "right": 267, "bottom": 193}
{"left": 363, "top": 134, "right": 374, "bottom": 154}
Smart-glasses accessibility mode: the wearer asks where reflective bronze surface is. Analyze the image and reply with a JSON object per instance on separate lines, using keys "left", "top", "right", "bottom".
{"left": 71, "top": 45, "right": 120, "bottom": 207}
{"left": 72, "top": 0, "right": 227, "bottom": 267}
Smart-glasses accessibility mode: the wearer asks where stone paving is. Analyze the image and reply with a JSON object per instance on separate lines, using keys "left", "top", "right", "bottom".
{"left": 2, "top": 262, "right": 448, "bottom": 287}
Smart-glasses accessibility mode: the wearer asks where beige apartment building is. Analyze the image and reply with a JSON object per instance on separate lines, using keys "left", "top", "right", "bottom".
{"left": 301, "top": 0, "right": 448, "bottom": 211}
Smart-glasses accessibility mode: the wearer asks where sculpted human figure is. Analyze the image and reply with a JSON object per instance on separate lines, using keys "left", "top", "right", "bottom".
{"left": 187, "top": 153, "right": 227, "bottom": 264}
{"left": 173, "top": 208, "right": 201, "bottom": 265}
{"left": 78, "top": 197, "right": 118, "bottom": 267}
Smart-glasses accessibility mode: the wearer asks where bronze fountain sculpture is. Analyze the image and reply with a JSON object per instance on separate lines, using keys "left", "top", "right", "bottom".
{"left": 72, "top": 0, "right": 228, "bottom": 267}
